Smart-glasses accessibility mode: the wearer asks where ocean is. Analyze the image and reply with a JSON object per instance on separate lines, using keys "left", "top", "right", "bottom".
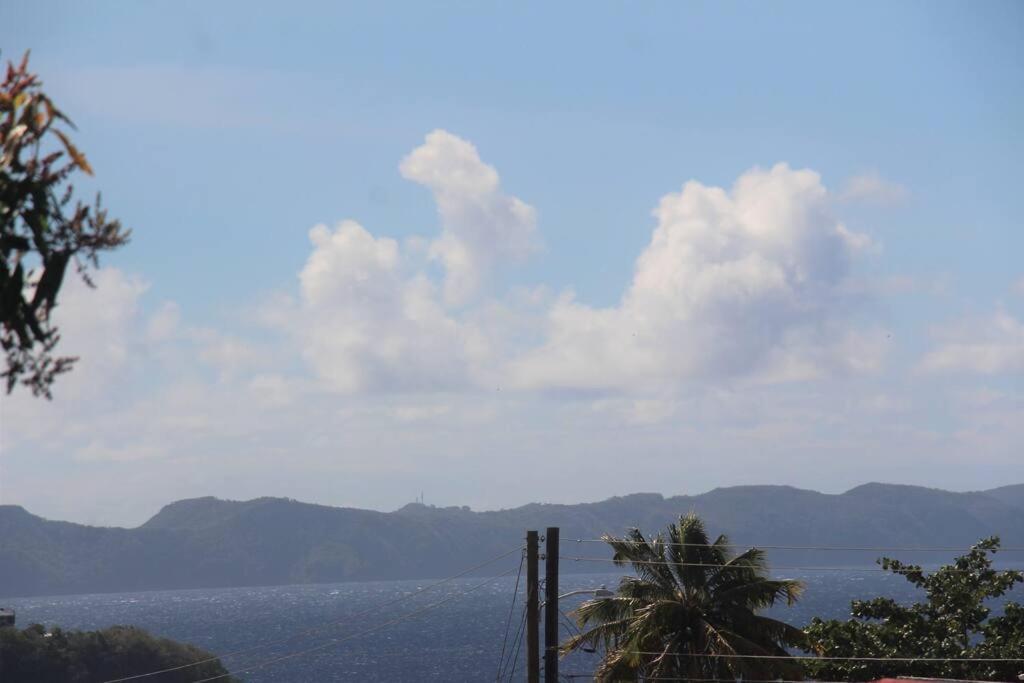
{"left": 0, "top": 570, "right": 943, "bottom": 681}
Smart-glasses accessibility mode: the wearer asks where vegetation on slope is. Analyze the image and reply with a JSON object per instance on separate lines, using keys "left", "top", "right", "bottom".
{"left": 804, "top": 537, "right": 1024, "bottom": 681}
{"left": 3, "top": 483, "right": 1024, "bottom": 597}
{"left": 0, "top": 623, "right": 235, "bottom": 683}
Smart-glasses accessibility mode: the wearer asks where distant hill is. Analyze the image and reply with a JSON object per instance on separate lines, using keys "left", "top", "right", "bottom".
{"left": 979, "top": 483, "right": 1024, "bottom": 510}
{"left": 2, "top": 483, "right": 1023, "bottom": 598}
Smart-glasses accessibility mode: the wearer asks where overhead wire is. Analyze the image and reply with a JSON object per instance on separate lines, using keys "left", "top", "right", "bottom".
{"left": 102, "top": 544, "right": 524, "bottom": 683}
{"left": 559, "top": 606, "right": 581, "bottom": 638}
{"left": 571, "top": 539, "right": 1024, "bottom": 552}
{"left": 560, "top": 653, "right": 1024, "bottom": 681}
{"left": 558, "top": 556, "right": 1024, "bottom": 573}
{"left": 561, "top": 676, "right": 851, "bottom": 682}
{"left": 609, "top": 652, "right": 1024, "bottom": 662}
{"left": 500, "top": 603, "right": 528, "bottom": 682}
{"left": 494, "top": 549, "right": 526, "bottom": 681}
{"left": 192, "top": 564, "right": 523, "bottom": 683}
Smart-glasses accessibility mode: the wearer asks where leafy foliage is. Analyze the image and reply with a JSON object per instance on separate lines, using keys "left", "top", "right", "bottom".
{"left": 803, "top": 536, "right": 1024, "bottom": 681}
{"left": 0, "top": 52, "right": 129, "bottom": 397}
{"left": 0, "top": 623, "right": 236, "bottom": 682}
{"left": 562, "top": 513, "right": 806, "bottom": 681}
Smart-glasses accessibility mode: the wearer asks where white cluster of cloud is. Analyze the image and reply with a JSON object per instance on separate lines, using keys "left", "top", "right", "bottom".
{"left": 293, "top": 219, "right": 478, "bottom": 392}
{"left": 511, "top": 164, "right": 878, "bottom": 391}
{"left": 281, "top": 130, "right": 542, "bottom": 392}
{"left": 277, "top": 133, "right": 890, "bottom": 396}
{"left": 399, "top": 130, "right": 538, "bottom": 306}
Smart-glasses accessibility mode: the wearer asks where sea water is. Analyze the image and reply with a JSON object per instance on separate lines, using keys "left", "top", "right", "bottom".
{"left": 0, "top": 570, "right": 939, "bottom": 681}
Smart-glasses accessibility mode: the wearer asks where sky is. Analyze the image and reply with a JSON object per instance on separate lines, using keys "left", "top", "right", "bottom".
{"left": 0, "top": 1, "right": 1022, "bottom": 527}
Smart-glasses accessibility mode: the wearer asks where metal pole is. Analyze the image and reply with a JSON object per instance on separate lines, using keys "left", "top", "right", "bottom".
{"left": 544, "top": 527, "right": 560, "bottom": 682}
{"left": 526, "top": 530, "right": 540, "bottom": 683}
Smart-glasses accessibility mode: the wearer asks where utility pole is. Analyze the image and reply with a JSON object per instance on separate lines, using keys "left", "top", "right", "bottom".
{"left": 526, "top": 530, "right": 540, "bottom": 683}
{"left": 544, "top": 527, "right": 560, "bottom": 683}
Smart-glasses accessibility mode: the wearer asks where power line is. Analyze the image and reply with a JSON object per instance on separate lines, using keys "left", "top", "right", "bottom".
{"left": 558, "top": 556, "right": 1024, "bottom": 573}
{"left": 500, "top": 603, "right": 528, "bottom": 682}
{"left": 562, "top": 676, "right": 848, "bottom": 682}
{"left": 192, "top": 565, "right": 523, "bottom": 683}
{"left": 611, "top": 652, "right": 1024, "bottom": 662}
{"left": 102, "top": 545, "right": 524, "bottom": 683}
{"left": 572, "top": 539, "right": 1024, "bottom": 552}
{"left": 494, "top": 549, "right": 526, "bottom": 681}
{"left": 558, "top": 606, "right": 581, "bottom": 639}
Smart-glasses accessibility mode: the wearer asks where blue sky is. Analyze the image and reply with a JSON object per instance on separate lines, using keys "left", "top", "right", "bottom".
{"left": 1, "top": 1, "right": 1022, "bottom": 526}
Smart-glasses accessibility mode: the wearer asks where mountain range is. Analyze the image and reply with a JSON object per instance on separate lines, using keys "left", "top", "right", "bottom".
{"left": 2, "top": 482, "right": 1023, "bottom": 598}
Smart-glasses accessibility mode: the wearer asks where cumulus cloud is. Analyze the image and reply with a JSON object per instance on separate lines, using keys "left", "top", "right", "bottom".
{"left": 281, "top": 147, "right": 880, "bottom": 395}
{"left": 284, "top": 131, "right": 539, "bottom": 393}
{"left": 920, "top": 311, "right": 1024, "bottom": 374}
{"left": 509, "top": 164, "right": 874, "bottom": 391}
{"left": 400, "top": 130, "right": 538, "bottom": 306}
{"left": 293, "top": 220, "right": 482, "bottom": 392}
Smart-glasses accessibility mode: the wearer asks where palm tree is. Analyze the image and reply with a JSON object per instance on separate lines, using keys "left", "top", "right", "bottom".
{"left": 563, "top": 513, "right": 806, "bottom": 681}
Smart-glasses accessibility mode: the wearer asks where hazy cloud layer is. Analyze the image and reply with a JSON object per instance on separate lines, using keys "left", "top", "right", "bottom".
{"left": 839, "top": 171, "right": 909, "bottom": 205}
{"left": 921, "top": 311, "right": 1024, "bottom": 374}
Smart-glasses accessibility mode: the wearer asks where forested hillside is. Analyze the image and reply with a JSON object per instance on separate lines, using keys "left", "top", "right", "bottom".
{"left": 3, "top": 483, "right": 1023, "bottom": 597}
